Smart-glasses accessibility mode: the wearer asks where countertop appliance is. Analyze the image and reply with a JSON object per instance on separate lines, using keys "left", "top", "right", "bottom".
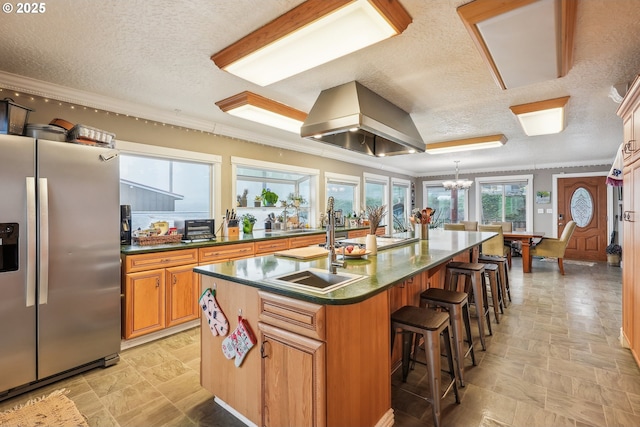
{"left": 176, "top": 219, "right": 216, "bottom": 241}
{"left": 0, "top": 134, "right": 121, "bottom": 400}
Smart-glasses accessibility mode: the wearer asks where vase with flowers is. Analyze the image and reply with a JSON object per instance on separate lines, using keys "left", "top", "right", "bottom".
{"left": 365, "top": 205, "right": 386, "bottom": 254}
{"left": 411, "top": 207, "right": 435, "bottom": 240}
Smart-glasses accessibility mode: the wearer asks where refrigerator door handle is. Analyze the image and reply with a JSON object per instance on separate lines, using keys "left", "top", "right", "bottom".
{"left": 38, "top": 177, "right": 49, "bottom": 305}
{"left": 26, "top": 177, "right": 36, "bottom": 307}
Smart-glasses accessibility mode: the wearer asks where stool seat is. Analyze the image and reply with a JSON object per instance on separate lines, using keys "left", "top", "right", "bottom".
{"left": 391, "top": 306, "right": 460, "bottom": 427}
{"left": 391, "top": 305, "right": 449, "bottom": 331}
{"left": 447, "top": 262, "right": 485, "bottom": 272}
{"left": 421, "top": 288, "right": 468, "bottom": 305}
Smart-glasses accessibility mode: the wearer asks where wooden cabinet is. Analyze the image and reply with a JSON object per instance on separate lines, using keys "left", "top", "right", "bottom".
{"left": 255, "top": 239, "right": 289, "bottom": 255}
{"left": 166, "top": 264, "right": 200, "bottom": 328}
{"left": 347, "top": 227, "right": 385, "bottom": 239}
{"left": 124, "top": 269, "right": 165, "bottom": 338}
{"left": 199, "top": 242, "right": 254, "bottom": 263}
{"left": 618, "top": 73, "right": 640, "bottom": 364}
{"left": 122, "top": 249, "right": 199, "bottom": 339}
{"left": 289, "top": 234, "right": 326, "bottom": 249}
{"left": 258, "top": 291, "right": 326, "bottom": 427}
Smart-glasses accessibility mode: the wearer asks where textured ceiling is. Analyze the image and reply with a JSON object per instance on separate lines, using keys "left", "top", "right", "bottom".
{"left": 1, "top": 0, "right": 639, "bottom": 177}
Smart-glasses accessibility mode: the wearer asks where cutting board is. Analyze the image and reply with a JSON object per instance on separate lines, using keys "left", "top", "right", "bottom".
{"left": 274, "top": 246, "right": 329, "bottom": 259}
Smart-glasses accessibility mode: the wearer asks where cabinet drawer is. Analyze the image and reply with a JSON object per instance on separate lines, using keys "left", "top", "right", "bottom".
{"left": 255, "top": 239, "right": 289, "bottom": 254}
{"left": 258, "top": 291, "right": 325, "bottom": 341}
{"left": 289, "top": 234, "right": 326, "bottom": 249}
{"left": 347, "top": 229, "right": 368, "bottom": 238}
{"left": 124, "top": 249, "right": 198, "bottom": 273}
{"left": 199, "top": 243, "right": 254, "bottom": 263}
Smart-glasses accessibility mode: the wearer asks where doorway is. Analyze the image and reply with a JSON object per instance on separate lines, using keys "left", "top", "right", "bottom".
{"left": 555, "top": 175, "right": 609, "bottom": 261}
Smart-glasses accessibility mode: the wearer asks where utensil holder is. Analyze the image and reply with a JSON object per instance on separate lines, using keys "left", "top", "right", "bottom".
{"left": 420, "top": 224, "right": 429, "bottom": 240}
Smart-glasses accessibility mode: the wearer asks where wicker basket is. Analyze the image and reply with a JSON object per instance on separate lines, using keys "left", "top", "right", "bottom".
{"left": 133, "top": 234, "right": 182, "bottom": 246}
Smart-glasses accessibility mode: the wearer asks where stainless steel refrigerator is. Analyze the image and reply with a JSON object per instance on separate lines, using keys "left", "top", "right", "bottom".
{"left": 0, "top": 134, "right": 121, "bottom": 399}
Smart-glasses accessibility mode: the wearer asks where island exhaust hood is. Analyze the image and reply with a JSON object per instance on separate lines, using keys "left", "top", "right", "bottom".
{"left": 300, "top": 81, "right": 425, "bottom": 156}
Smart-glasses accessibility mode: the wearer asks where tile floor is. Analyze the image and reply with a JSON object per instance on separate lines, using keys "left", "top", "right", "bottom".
{"left": 0, "top": 257, "right": 636, "bottom": 427}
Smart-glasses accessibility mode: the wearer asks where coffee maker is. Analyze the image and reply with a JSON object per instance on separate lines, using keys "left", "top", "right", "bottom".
{"left": 120, "top": 205, "right": 131, "bottom": 245}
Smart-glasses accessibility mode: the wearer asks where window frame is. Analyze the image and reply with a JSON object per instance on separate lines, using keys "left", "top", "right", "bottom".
{"left": 421, "top": 180, "right": 471, "bottom": 225}
{"left": 364, "top": 172, "right": 390, "bottom": 230}
{"left": 391, "top": 177, "right": 411, "bottom": 232}
{"left": 474, "top": 174, "right": 534, "bottom": 231}
{"left": 232, "top": 156, "right": 320, "bottom": 227}
{"left": 325, "top": 171, "right": 361, "bottom": 218}
{"left": 117, "top": 139, "right": 222, "bottom": 219}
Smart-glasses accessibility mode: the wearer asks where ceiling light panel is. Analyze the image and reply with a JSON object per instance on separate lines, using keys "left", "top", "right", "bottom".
{"left": 510, "top": 96, "right": 569, "bottom": 136}
{"left": 426, "top": 134, "right": 507, "bottom": 154}
{"left": 458, "top": 0, "right": 577, "bottom": 90}
{"left": 216, "top": 91, "right": 307, "bottom": 133}
{"left": 211, "top": 0, "right": 412, "bottom": 86}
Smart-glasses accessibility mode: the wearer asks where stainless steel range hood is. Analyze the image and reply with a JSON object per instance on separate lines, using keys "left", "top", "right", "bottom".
{"left": 300, "top": 81, "right": 425, "bottom": 156}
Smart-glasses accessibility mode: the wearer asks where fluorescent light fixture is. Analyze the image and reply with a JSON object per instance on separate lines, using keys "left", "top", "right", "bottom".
{"left": 215, "top": 91, "right": 307, "bottom": 133}
{"left": 211, "top": 0, "right": 412, "bottom": 86}
{"left": 426, "top": 134, "right": 507, "bottom": 154}
{"left": 458, "top": 0, "right": 577, "bottom": 90}
{"left": 510, "top": 96, "right": 569, "bottom": 136}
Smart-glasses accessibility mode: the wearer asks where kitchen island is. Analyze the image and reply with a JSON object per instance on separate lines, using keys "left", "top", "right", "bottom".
{"left": 195, "top": 229, "right": 494, "bottom": 427}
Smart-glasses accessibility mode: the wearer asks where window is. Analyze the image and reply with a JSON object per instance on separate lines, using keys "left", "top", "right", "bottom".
{"left": 475, "top": 175, "right": 533, "bottom": 231}
{"left": 118, "top": 141, "right": 221, "bottom": 232}
{"left": 422, "top": 181, "right": 469, "bottom": 226}
{"left": 233, "top": 157, "right": 319, "bottom": 230}
{"left": 364, "top": 172, "right": 389, "bottom": 229}
{"left": 391, "top": 178, "right": 411, "bottom": 232}
{"left": 325, "top": 172, "right": 360, "bottom": 219}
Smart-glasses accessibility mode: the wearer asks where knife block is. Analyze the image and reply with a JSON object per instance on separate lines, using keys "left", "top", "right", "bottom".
{"left": 222, "top": 220, "right": 239, "bottom": 238}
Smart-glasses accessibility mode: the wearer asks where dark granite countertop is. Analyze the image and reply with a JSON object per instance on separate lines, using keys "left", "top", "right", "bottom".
{"left": 120, "top": 226, "right": 367, "bottom": 255}
{"left": 194, "top": 229, "right": 496, "bottom": 305}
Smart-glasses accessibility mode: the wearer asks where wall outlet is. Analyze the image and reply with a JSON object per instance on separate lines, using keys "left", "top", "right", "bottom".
{"left": 537, "top": 208, "right": 544, "bottom": 214}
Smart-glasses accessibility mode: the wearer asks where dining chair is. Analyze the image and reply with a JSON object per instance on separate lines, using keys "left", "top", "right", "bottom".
{"left": 491, "top": 221, "right": 520, "bottom": 256}
{"left": 478, "top": 224, "right": 512, "bottom": 269}
{"left": 529, "top": 221, "right": 577, "bottom": 275}
{"left": 444, "top": 223, "right": 466, "bottom": 231}
{"left": 461, "top": 221, "right": 478, "bottom": 231}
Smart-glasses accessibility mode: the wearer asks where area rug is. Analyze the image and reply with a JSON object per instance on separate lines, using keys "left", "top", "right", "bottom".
{"left": 539, "top": 258, "right": 595, "bottom": 267}
{"left": 0, "top": 389, "right": 88, "bottom": 427}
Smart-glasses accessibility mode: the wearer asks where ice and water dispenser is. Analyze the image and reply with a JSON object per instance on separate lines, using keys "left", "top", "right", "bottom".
{"left": 0, "top": 223, "right": 19, "bottom": 272}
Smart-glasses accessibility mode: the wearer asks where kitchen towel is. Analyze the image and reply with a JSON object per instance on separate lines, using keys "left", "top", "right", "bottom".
{"left": 199, "top": 287, "right": 229, "bottom": 337}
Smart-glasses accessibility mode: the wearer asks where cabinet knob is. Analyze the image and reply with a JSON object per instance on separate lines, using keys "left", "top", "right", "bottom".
{"left": 156, "top": 278, "right": 160, "bottom": 287}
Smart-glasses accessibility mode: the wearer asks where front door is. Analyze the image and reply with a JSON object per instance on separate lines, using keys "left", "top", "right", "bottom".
{"left": 557, "top": 176, "right": 608, "bottom": 261}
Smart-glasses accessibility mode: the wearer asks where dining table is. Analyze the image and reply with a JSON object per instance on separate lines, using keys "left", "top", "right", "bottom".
{"left": 503, "top": 231, "right": 545, "bottom": 273}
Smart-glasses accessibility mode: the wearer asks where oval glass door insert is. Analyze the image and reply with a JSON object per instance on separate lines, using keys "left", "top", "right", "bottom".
{"left": 570, "top": 187, "right": 593, "bottom": 227}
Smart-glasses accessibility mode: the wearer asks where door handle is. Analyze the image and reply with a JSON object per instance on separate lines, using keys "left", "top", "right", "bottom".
{"left": 26, "top": 177, "right": 36, "bottom": 307}
{"left": 38, "top": 178, "right": 49, "bottom": 305}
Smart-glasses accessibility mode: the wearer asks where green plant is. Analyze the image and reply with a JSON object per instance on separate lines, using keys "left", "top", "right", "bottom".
{"left": 287, "top": 192, "right": 306, "bottom": 205}
{"left": 241, "top": 213, "right": 257, "bottom": 225}
{"left": 261, "top": 188, "right": 279, "bottom": 205}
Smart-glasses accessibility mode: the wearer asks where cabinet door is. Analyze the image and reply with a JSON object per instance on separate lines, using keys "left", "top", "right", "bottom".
{"left": 124, "top": 269, "right": 165, "bottom": 339}
{"left": 259, "top": 322, "right": 326, "bottom": 427}
{"left": 166, "top": 264, "right": 200, "bottom": 327}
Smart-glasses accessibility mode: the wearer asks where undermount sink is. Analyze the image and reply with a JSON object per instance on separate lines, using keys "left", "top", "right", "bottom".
{"left": 266, "top": 268, "right": 365, "bottom": 294}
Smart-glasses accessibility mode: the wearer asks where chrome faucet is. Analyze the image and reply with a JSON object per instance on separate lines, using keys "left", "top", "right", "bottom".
{"left": 326, "top": 196, "right": 345, "bottom": 274}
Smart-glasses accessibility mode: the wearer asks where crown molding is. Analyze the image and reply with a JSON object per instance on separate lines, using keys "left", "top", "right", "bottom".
{"left": 0, "top": 71, "right": 413, "bottom": 176}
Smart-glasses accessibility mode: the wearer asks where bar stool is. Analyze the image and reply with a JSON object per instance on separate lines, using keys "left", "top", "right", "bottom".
{"left": 420, "top": 288, "right": 476, "bottom": 387}
{"left": 445, "top": 262, "right": 492, "bottom": 350}
{"left": 391, "top": 306, "right": 460, "bottom": 427}
{"left": 478, "top": 254, "right": 511, "bottom": 305}
{"left": 483, "top": 263, "right": 503, "bottom": 323}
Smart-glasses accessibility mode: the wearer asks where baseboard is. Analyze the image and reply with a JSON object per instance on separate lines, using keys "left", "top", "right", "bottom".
{"left": 214, "top": 397, "right": 258, "bottom": 427}
{"left": 120, "top": 320, "right": 200, "bottom": 350}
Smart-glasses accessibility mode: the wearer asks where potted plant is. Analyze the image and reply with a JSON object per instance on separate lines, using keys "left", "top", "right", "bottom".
{"left": 287, "top": 192, "right": 306, "bottom": 207}
{"left": 606, "top": 243, "right": 622, "bottom": 266}
{"left": 261, "top": 188, "right": 279, "bottom": 207}
{"left": 254, "top": 195, "right": 262, "bottom": 207}
{"left": 241, "top": 213, "right": 257, "bottom": 234}
{"left": 237, "top": 189, "right": 248, "bottom": 207}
